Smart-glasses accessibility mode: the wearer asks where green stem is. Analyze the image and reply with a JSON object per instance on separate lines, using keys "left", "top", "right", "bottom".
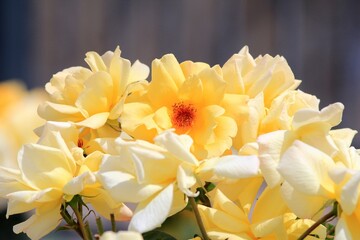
{"left": 298, "top": 203, "right": 338, "bottom": 240}
{"left": 110, "top": 213, "right": 116, "bottom": 232}
{"left": 85, "top": 221, "right": 94, "bottom": 240}
{"left": 60, "top": 206, "right": 83, "bottom": 237}
{"left": 96, "top": 217, "right": 104, "bottom": 235}
{"left": 70, "top": 201, "right": 91, "bottom": 240}
{"left": 189, "top": 197, "right": 210, "bottom": 240}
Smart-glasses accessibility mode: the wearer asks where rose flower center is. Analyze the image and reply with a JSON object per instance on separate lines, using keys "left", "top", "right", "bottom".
{"left": 171, "top": 102, "right": 197, "bottom": 131}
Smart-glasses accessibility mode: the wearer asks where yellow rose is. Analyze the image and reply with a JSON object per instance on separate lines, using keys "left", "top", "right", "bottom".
{"left": 0, "top": 81, "right": 47, "bottom": 168}
{"left": 197, "top": 188, "right": 326, "bottom": 239}
{"left": 97, "top": 129, "right": 258, "bottom": 233}
{"left": 0, "top": 122, "right": 129, "bottom": 239}
{"left": 38, "top": 47, "right": 149, "bottom": 139}
{"left": 221, "top": 46, "right": 302, "bottom": 150}
{"left": 328, "top": 153, "right": 360, "bottom": 239}
{"left": 121, "top": 54, "right": 238, "bottom": 158}
{"left": 100, "top": 231, "right": 143, "bottom": 240}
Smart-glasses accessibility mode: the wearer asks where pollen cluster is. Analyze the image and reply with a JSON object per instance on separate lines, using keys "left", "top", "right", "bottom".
{"left": 171, "top": 102, "right": 197, "bottom": 130}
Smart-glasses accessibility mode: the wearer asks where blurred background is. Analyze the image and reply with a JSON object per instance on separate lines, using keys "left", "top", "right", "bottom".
{"left": 1, "top": 0, "right": 360, "bottom": 239}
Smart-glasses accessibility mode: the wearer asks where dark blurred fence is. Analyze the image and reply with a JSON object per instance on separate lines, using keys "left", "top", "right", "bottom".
{"left": 1, "top": 0, "right": 360, "bottom": 143}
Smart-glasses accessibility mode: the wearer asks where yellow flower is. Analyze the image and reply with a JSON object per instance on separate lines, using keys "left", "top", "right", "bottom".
{"left": 222, "top": 46, "right": 301, "bottom": 107}
{"left": 0, "top": 82, "right": 48, "bottom": 169}
{"left": 258, "top": 102, "right": 344, "bottom": 190}
{"left": 100, "top": 231, "right": 143, "bottom": 240}
{"left": 277, "top": 141, "right": 336, "bottom": 219}
{"left": 97, "top": 130, "right": 201, "bottom": 233}
{"left": 197, "top": 188, "right": 326, "bottom": 239}
{"left": 260, "top": 90, "right": 319, "bottom": 134}
{"left": 0, "top": 122, "right": 129, "bottom": 239}
{"left": 97, "top": 129, "right": 258, "bottom": 233}
{"left": 121, "top": 54, "right": 237, "bottom": 158}
{"left": 0, "top": 80, "right": 26, "bottom": 118}
{"left": 221, "top": 46, "right": 302, "bottom": 149}
{"left": 328, "top": 151, "right": 360, "bottom": 239}
{"left": 38, "top": 47, "right": 149, "bottom": 138}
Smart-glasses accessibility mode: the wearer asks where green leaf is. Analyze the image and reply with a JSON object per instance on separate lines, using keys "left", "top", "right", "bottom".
{"left": 142, "top": 230, "right": 177, "bottom": 240}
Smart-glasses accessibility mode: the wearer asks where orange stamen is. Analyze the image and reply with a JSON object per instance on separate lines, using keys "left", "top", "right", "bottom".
{"left": 171, "top": 102, "right": 197, "bottom": 131}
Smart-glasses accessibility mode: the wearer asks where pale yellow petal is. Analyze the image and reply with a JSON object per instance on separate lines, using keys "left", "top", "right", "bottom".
{"left": 278, "top": 140, "right": 335, "bottom": 196}
{"left": 13, "top": 203, "right": 62, "bottom": 240}
{"left": 19, "top": 144, "right": 73, "bottom": 190}
{"left": 75, "top": 71, "right": 113, "bottom": 116}
{"left": 148, "top": 54, "right": 183, "bottom": 108}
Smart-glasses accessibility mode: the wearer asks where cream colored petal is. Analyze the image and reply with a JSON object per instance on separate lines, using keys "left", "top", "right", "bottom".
{"left": 38, "top": 101, "right": 84, "bottom": 121}
{"left": 177, "top": 75, "right": 204, "bottom": 105}
{"left": 83, "top": 187, "right": 133, "bottom": 221}
{"left": 212, "top": 189, "right": 248, "bottom": 223}
{"left": 18, "top": 144, "right": 73, "bottom": 190}
{"left": 252, "top": 186, "right": 288, "bottom": 224}
{"left": 37, "top": 121, "right": 78, "bottom": 145}
{"left": 75, "top": 71, "right": 113, "bottom": 116}
{"left": 292, "top": 102, "right": 344, "bottom": 130}
{"left": 63, "top": 171, "right": 96, "bottom": 196}
{"left": 277, "top": 140, "right": 335, "bottom": 196}
{"left": 155, "top": 130, "right": 198, "bottom": 165}
{"left": 340, "top": 171, "right": 360, "bottom": 215}
{"left": 0, "top": 166, "right": 21, "bottom": 183}
{"left": 207, "top": 231, "right": 252, "bottom": 240}
{"left": 280, "top": 181, "right": 327, "bottom": 219}
{"left": 128, "top": 183, "right": 174, "bottom": 233}
{"left": 85, "top": 51, "right": 107, "bottom": 72}
{"left": 257, "top": 130, "right": 286, "bottom": 188}
{"left": 100, "top": 231, "right": 144, "bottom": 240}
{"left": 156, "top": 54, "right": 185, "bottom": 88}
{"left": 129, "top": 60, "right": 150, "bottom": 82}
{"left": 197, "top": 67, "right": 226, "bottom": 105}
{"left": 75, "top": 112, "right": 110, "bottom": 129}
{"left": 152, "top": 106, "right": 172, "bottom": 130}
{"left": 177, "top": 163, "right": 198, "bottom": 197}
{"left": 259, "top": 154, "right": 282, "bottom": 188}
{"left": 121, "top": 102, "right": 155, "bottom": 132}
{"left": 169, "top": 185, "right": 188, "bottom": 216}
{"left": 335, "top": 213, "right": 360, "bottom": 240}
{"left": 98, "top": 170, "right": 163, "bottom": 203}
{"left": 198, "top": 204, "right": 249, "bottom": 234}
{"left": 214, "top": 155, "right": 259, "bottom": 179}
{"left": 285, "top": 213, "right": 327, "bottom": 240}
{"left": 13, "top": 205, "right": 61, "bottom": 240}
{"left": 6, "top": 199, "right": 35, "bottom": 218}
{"left": 148, "top": 55, "right": 182, "bottom": 108}
{"left": 251, "top": 215, "right": 286, "bottom": 239}
{"left": 180, "top": 60, "right": 210, "bottom": 78}
{"left": 37, "top": 130, "right": 76, "bottom": 172}
{"left": 7, "top": 188, "right": 62, "bottom": 205}
{"left": 109, "top": 55, "right": 130, "bottom": 98}
{"left": 192, "top": 105, "right": 224, "bottom": 145}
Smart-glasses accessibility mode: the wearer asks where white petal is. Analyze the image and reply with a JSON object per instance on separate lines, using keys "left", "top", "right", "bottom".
{"left": 130, "top": 60, "right": 150, "bottom": 82}
{"left": 128, "top": 184, "right": 174, "bottom": 233}
{"left": 214, "top": 155, "right": 259, "bottom": 179}
{"left": 154, "top": 130, "right": 198, "bottom": 166}
{"left": 177, "top": 164, "right": 198, "bottom": 197}
{"left": 63, "top": 171, "right": 96, "bottom": 196}
{"left": 13, "top": 204, "right": 61, "bottom": 240}
{"left": 277, "top": 140, "right": 335, "bottom": 195}
{"left": 341, "top": 171, "right": 360, "bottom": 214}
{"left": 335, "top": 216, "right": 352, "bottom": 240}
{"left": 100, "top": 231, "right": 144, "bottom": 240}
{"left": 98, "top": 170, "right": 162, "bottom": 203}
{"left": 280, "top": 181, "right": 327, "bottom": 219}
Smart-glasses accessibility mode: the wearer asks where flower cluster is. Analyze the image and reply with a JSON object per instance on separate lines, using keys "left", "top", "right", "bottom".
{"left": 0, "top": 46, "right": 359, "bottom": 240}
